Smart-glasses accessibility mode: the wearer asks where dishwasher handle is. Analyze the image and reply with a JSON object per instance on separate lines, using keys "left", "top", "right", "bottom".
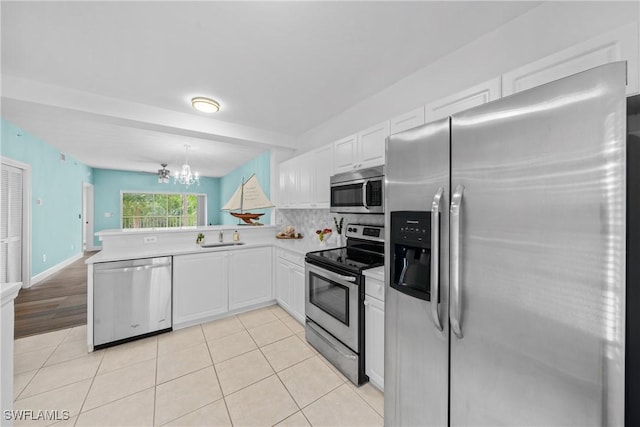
{"left": 95, "top": 261, "right": 171, "bottom": 274}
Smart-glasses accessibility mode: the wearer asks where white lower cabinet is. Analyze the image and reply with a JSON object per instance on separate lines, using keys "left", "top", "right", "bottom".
{"left": 173, "top": 246, "right": 274, "bottom": 327}
{"left": 228, "top": 247, "right": 273, "bottom": 311}
{"left": 173, "top": 252, "right": 228, "bottom": 325}
{"left": 275, "top": 249, "right": 306, "bottom": 323}
{"left": 365, "top": 276, "right": 385, "bottom": 391}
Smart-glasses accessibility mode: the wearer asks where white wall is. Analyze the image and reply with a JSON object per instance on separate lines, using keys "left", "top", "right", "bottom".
{"left": 297, "top": 1, "right": 639, "bottom": 153}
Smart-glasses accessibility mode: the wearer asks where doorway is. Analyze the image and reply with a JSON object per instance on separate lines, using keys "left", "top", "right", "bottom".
{"left": 82, "top": 182, "right": 95, "bottom": 251}
{"left": 1, "top": 157, "right": 31, "bottom": 287}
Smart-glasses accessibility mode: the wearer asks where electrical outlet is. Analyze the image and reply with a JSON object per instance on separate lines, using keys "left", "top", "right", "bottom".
{"left": 144, "top": 236, "right": 157, "bottom": 244}
{"left": 42, "top": 254, "right": 46, "bottom": 263}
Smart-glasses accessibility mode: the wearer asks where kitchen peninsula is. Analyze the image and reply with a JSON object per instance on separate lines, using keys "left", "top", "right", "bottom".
{"left": 86, "top": 225, "right": 339, "bottom": 351}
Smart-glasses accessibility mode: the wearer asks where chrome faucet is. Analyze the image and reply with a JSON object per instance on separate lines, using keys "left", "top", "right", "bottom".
{"left": 218, "top": 230, "right": 224, "bottom": 242}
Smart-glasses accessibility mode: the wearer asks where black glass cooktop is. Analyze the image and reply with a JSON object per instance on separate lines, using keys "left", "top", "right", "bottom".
{"left": 306, "top": 245, "right": 384, "bottom": 274}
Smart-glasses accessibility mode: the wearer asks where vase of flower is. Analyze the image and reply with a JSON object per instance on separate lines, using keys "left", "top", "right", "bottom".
{"left": 333, "top": 217, "right": 345, "bottom": 247}
{"left": 316, "top": 228, "right": 332, "bottom": 245}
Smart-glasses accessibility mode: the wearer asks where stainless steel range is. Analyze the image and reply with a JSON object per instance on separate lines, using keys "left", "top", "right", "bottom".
{"left": 304, "top": 224, "right": 384, "bottom": 385}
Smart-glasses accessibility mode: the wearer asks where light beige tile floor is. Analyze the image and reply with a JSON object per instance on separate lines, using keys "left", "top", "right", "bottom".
{"left": 13, "top": 304, "right": 384, "bottom": 426}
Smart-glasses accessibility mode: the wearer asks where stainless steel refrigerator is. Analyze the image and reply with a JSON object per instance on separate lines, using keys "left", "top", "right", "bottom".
{"left": 384, "top": 62, "right": 627, "bottom": 426}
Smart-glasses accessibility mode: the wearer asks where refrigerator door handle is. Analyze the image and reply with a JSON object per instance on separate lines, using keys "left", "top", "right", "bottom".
{"left": 450, "top": 184, "right": 464, "bottom": 339}
{"left": 430, "top": 187, "right": 444, "bottom": 331}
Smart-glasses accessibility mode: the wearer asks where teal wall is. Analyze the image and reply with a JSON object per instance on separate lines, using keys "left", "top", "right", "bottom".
{"left": 219, "top": 150, "right": 272, "bottom": 225}
{"left": 92, "top": 169, "right": 221, "bottom": 245}
{"left": 1, "top": 119, "right": 93, "bottom": 277}
{"left": 0, "top": 116, "right": 271, "bottom": 277}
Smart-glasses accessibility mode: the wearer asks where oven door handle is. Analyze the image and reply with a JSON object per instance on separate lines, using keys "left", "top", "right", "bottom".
{"left": 307, "top": 263, "right": 357, "bottom": 283}
{"left": 362, "top": 180, "right": 369, "bottom": 210}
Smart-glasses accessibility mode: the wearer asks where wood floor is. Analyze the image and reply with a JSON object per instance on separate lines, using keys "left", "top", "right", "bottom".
{"left": 14, "top": 252, "right": 96, "bottom": 339}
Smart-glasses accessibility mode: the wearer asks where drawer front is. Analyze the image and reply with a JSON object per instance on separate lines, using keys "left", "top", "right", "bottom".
{"left": 365, "top": 277, "right": 385, "bottom": 301}
{"left": 280, "top": 248, "right": 304, "bottom": 267}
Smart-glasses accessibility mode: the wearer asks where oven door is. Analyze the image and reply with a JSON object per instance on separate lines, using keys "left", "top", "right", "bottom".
{"left": 305, "top": 262, "right": 360, "bottom": 352}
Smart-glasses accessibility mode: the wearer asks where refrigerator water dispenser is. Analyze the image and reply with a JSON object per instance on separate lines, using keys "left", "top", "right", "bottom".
{"left": 390, "top": 211, "right": 436, "bottom": 301}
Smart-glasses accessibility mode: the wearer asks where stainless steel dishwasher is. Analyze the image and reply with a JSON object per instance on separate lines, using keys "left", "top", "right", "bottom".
{"left": 93, "top": 256, "right": 172, "bottom": 348}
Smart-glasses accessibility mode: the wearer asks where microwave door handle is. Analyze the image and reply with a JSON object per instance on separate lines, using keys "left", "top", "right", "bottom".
{"left": 362, "top": 180, "right": 369, "bottom": 210}
{"left": 430, "top": 187, "right": 444, "bottom": 331}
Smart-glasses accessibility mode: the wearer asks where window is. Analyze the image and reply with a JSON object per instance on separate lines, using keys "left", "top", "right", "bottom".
{"left": 121, "top": 192, "right": 206, "bottom": 229}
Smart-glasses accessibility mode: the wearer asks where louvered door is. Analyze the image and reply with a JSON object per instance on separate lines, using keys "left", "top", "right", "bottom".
{"left": 1, "top": 163, "right": 23, "bottom": 283}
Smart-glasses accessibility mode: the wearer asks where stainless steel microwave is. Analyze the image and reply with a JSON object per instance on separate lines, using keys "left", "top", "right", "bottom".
{"left": 330, "top": 166, "right": 384, "bottom": 214}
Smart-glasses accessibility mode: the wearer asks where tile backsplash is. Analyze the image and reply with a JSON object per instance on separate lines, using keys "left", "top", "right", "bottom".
{"left": 275, "top": 209, "right": 384, "bottom": 241}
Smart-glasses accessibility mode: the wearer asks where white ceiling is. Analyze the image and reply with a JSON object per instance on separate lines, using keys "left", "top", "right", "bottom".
{"left": 1, "top": 1, "right": 541, "bottom": 177}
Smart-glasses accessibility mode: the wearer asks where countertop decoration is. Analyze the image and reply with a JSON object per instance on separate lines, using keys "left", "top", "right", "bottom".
{"left": 221, "top": 174, "right": 274, "bottom": 225}
{"left": 316, "top": 228, "right": 332, "bottom": 244}
{"left": 276, "top": 225, "right": 303, "bottom": 239}
{"left": 196, "top": 233, "right": 205, "bottom": 244}
{"left": 333, "top": 217, "right": 344, "bottom": 246}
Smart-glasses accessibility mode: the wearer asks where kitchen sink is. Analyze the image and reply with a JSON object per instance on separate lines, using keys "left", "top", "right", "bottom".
{"left": 200, "top": 242, "right": 246, "bottom": 248}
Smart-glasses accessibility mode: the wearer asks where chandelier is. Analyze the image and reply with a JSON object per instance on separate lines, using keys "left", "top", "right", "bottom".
{"left": 174, "top": 145, "right": 200, "bottom": 187}
{"left": 157, "top": 163, "right": 171, "bottom": 184}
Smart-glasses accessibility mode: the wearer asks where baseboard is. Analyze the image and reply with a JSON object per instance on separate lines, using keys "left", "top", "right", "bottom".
{"left": 29, "top": 253, "right": 84, "bottom": 287}
{"left": 86, "top": 245, "right": 102, "bottom": 252}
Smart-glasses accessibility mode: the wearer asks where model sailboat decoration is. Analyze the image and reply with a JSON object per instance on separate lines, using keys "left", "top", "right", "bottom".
{"left": 221, "top": 174, "right": 274, "bottom": 225}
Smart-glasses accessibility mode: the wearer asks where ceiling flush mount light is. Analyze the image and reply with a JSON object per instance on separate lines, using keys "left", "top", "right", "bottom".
{"left": 174, "top": 145, "right": 200, "bottom": 187}
{"left": 157, "top": 163, "right": 171, "bottom": 184}
{"left": 191, "top": 97, "right": 220, "bottom": 113}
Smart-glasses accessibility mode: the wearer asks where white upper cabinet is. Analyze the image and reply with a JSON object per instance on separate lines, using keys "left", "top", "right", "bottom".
{"left": 425, "top": 77, "right": 501, "bottom": 123}
{"left": 334, "top": 121, "right": 389, "bottom": 174}
{"left": 502, "top": 23, "right": 638, "bottom": 96}
{"left": 333, "top": 134, "right": 358, "bottom": 174}
{"left": 277, "top": 144, "right": 333, "bottom": 209}
{"left": 358, "top": 121, "right": 389, "bottom": 170}
{"left": 390, "top": 106, "right": 425, "bottom": 135}
{"left": 296, "top": 153, "right": 314, "bottom": 208}
{"left": 312, "top": 144, "right": 332, "bottom": 207}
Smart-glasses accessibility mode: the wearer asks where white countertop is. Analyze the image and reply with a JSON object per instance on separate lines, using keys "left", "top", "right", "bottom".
{"left": 87, "top": 241, "right": 274, "bottom": 264}
{"left": 273, "top": 238, "right": 343, "bottom": 256}
{"left": 87, "top": 237, "right": 344, "bottom": 264}
{"left": 363, "top": 265, "right": 385, "bottom": 281}
{"left": 1, "top": 282, "right": 22, "bottom": 306}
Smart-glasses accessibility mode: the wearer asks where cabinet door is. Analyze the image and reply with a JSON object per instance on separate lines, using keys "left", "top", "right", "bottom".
{"left": 358, "top": 121, "right": 389, "bottom": 169}
{"left": 173, "top": 252, "right": 228, "bottom": 325}
{"left": 502, "top": 23, "right": 638, "bottom": 96}
{"left": 275, "top": 257, "right": 292, "bottom": 311}
{"left": 290, "top": 264, "right": 306, "bottom": 324}
{"left": 333, "top": 134, "right": 358, "bottom": 174}
{"left": 228, "top": 247, "right": 273, "bottom": 310}
{"left": 390, "top": 107, "right": 425, "bottom": 134}
{"left": 312, "top": 144, "right": 333, "bottom": 208}
{"left": 425, "top": 77, "right": 501, "bottom": 122}
{"left": 287, "top": 160, "right": 298, "bottom": 207}
{"left": 365, "top": 295, "right": 385, "bottom": 391}
{"left": 296, "top": 154, "right": 314, "bottom": 208}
